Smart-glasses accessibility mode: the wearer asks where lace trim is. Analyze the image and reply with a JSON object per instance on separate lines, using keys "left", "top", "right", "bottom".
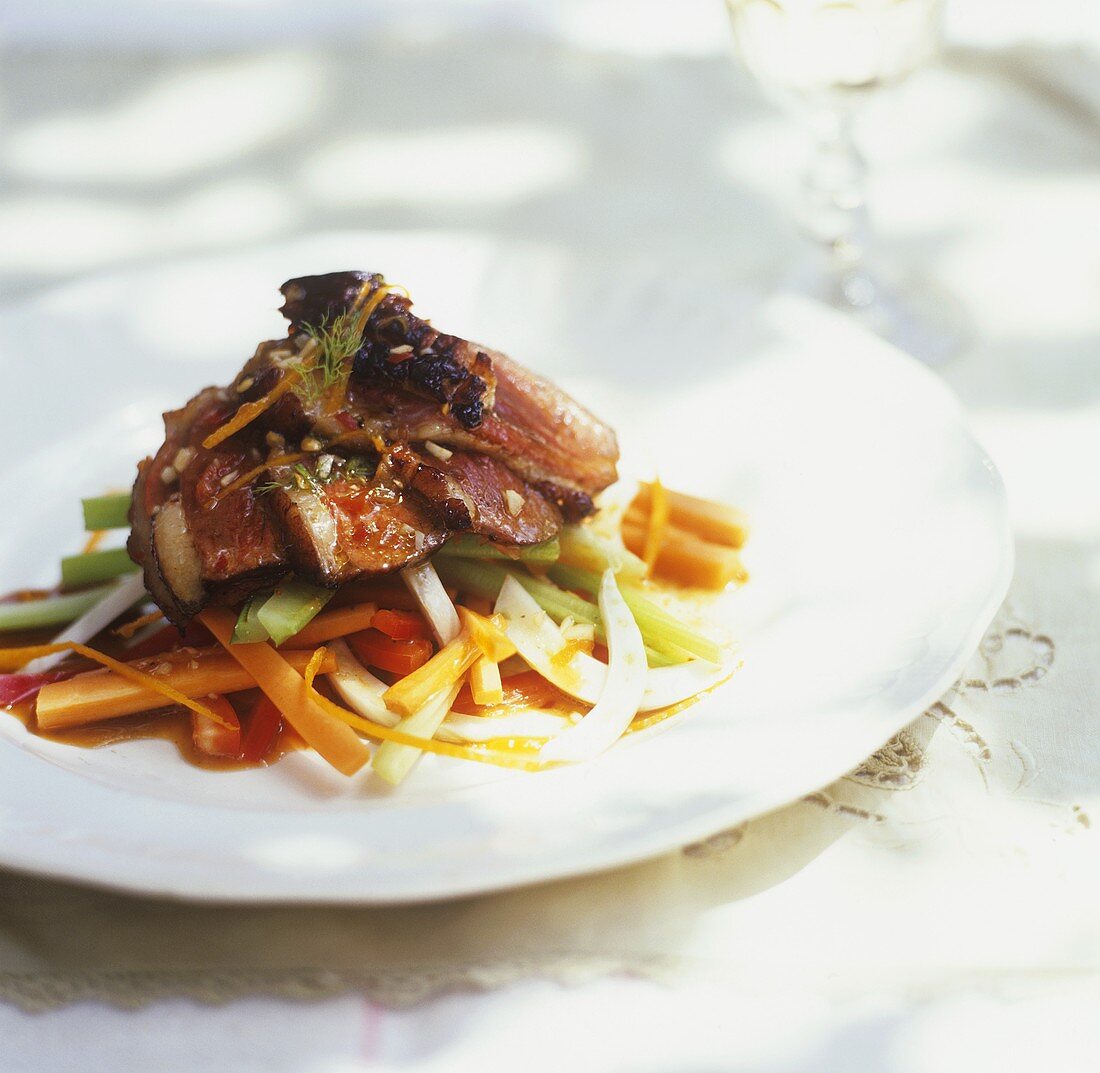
{"left": 0, "top": 955, "right": 677, "bottom": 1012}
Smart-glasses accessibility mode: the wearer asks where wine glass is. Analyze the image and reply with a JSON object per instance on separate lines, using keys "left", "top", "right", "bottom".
{"left": 726, "top": 0, "right": 965, "bottom": 364}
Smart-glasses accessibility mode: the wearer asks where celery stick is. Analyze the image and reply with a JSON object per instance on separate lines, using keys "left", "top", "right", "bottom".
{"left": 60, "top": 547, "right": 138, "bottom": 590}
{"left": 549, "top": 564, "right": 722, "bottom": 664}
{"left": 0, "top": 583, "right": 120, "bottom": 633}
{"left": 434, "top": 558, "right": 679, "bottom": 668}
{"left": 557, "top": 525, "right": 645, "bottom": 580}
{"left": 232, "top": 593, "right": 272, "bottom": 644}
{"left": 255, "top": 579, "right": 334, "bottom": 646}
{"left": 82, "top": 493, "right": 131, "bottom": 531}
{"left": 436, "top": 535, "right": 560, "bottom": 564}
{"left": 372, "top": 682, "right": 463, "bottom": 786}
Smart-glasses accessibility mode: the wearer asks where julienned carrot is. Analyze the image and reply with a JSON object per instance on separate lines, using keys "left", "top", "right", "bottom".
{"left": 452, "top": 670, "right": 566, "bottom": 715}
{"left": 469, "top": 655, "right": 504, "bottom": 706}
{"left": 199, "top": 608, "right": 370, "bottom": 777}
{"left": 347, "top": 630, "right": 434, "bottom": 676}
{"left": 629, "top": 484, "right": 749, "bottom": 548}
{"left": 281, "top": 602, "right": 378, "bottom": 648}
{"left": 641, "top": 477, "right": 669, "bottom": 576}
{"left": 36, "top": 647, "right": 331, "bottom": 731}
{"left": 457, "top": 607, "right": 515, "bottom": 662}
{"left": 622, "top": 518, "right": 747, "bottom": 590}
{"left": 309, "top": 689, "right": 541, "bottom": 772}
{"left": 371, "top": 609, "right": 432, "bottom": 641}
{"left": 382, "top": 629, "right": 481, "bottom": 717}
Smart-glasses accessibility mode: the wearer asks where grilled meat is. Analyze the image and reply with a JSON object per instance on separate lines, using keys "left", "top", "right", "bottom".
{"left": 129, "top": 271, "right": 619, "bottom": 624}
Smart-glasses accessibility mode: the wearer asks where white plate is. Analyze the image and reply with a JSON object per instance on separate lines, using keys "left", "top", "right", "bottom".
{"left": 0, "top": 233, "right": 1012, "bottom": 903}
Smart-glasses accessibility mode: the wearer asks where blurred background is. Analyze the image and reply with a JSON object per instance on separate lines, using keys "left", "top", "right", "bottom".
{"left": 2, "top": 0, "right": 1098, "bottom": 538}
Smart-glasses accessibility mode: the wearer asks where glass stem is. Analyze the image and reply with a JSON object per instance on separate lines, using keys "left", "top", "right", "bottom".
{"left": 798, "top": 103, "right": 874, "bottom": 307}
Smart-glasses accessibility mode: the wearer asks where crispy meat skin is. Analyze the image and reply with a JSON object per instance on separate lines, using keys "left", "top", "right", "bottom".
{"left": 129, "top": 271, "right": 619, "bottom": 622}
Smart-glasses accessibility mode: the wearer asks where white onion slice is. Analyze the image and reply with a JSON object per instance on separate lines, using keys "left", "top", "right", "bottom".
{"left": 22, "top": 571, "right": 148, "bottom": 675}
{"left": 327, "top": 639, "right": 398, "bottom": 726}
{"left": 538, "top": 569, "right": 646, "bottom": 763}
{"left": 372, "top": 680, "right": 464, "bottom": 786}
{"left": 494, "top": 574, "right": 606, "bottom": 704}
{"left": 442, "top": 708, "right": 574, "bottom": 743}
{"left": 493, "top": 574, "right": 733, "bottom": 713}
{"left": 401, "top": 559, "right": 460, "bottom": 646}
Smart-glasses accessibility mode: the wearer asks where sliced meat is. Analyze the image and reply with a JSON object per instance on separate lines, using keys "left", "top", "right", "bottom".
{"left": 129, "top": 270, "right": 620, "bottom": 624}
{"left": 392, "top": 447, "right": 561, "bottom": 546}
{"left": 265, "top": 459, "right": 446, "bottom": 586}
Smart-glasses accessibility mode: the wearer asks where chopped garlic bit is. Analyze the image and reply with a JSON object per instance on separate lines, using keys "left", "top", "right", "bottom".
{"left": 504, "top": 489, "right": 525, "bottom": 516}
{"left": 315, "top": 454, "right": 336, "bottom": 480}
{"left": 160, "top": 465, "right": 178, "bottom": 485}
{"left": 424, "top": 440, "right": 453, "bottom": 462}
{"left": 563, "top": 621, "right": 596, "bottom": 643}
{"left": 172, "top": 447, "right": 195, "bottom": 473}
{"left": 301, "top": 436, "right": 323, "bottom": 453}
{"left": 219, "top": 470, "right": 240, "bottom": 488}
{"left": 236, "top": 376, "right": 255, "bottom": 394}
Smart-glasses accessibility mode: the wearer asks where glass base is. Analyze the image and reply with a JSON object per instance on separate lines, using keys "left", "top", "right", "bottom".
{"left": 783, "top": 257, "right": 969, "bottom": 367}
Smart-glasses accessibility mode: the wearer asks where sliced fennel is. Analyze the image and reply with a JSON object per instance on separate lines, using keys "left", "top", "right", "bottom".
{"left": 494, "top": 574, "right": 606, "bottom": 704}
{"left": 401, "top": 559, "right": 460, "bottom": 646}
{"left": 539, "top": 569, "right": 646, "bottom": 762}
{"left": 327, "top": 639, "right": 397, "bottom": 726}
{"left": 494, "top": 573, "right": 734, "bottom": 713}
{"left": 372, "top": 680, "right": 464, "bottom": 786}
{"left": 435, "top": 558, "right": 679, "bottom": 667}
{"left": 21, "top": 572, "right": 149, "bottom": 674}
{"left": 442, "top": 708, "right": 573, "bottom": 743}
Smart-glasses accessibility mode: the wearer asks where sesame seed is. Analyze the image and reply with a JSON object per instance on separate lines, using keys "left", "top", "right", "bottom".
{"left": 504, "top": 489, "right": 525, "bottom": 516}
{"left": 265, "top": 431, "right": 286, "bottom": 449}
{"left": 236, "top": 376, "right": 255, "bottom": 394}
{"left": 389, "top": 344, "right": 413, "bottom": 355}
{"left": 219, "top": 470, "right": 240, "bottom": 488}
{"left": 159, "top": 466, "right": 177, "bottom": 485}
{"left": 172, "top": 447, "right": 194, "bottom": 473}
{"left": 301, "top": 436, "right": 323, "bottom": 452}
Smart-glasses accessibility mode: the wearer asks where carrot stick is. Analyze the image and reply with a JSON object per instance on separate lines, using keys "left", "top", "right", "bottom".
{"left": 629, "top": 484, "right": 749, "bottom": 548}
{"left": 199, "top": 608, "right": 370, "bottom": 776}
{"left": 382, "top": 630, "right": 481, "bottom": 717}
{"left": 36, "top": 647, "right": 332, "bottom": 731}
{"left": 623, "top": 518, "right": 747, "bottom": 589}
{"left": 641, "top": 477, "right": 669, "bottom": 576}
{"left": 469, "top": 655, "right": 504, "bottom": 706}
{"left": 280, "top": 602, "right": 378, "bottom": 648}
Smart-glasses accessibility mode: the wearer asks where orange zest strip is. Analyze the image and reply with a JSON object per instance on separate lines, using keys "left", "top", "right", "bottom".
{"left": 199, "top": 608, "right": 370, "bottom": 776}
{"left": 212, "top": 452, "right": 310, "bottom": 502}
{"left": 641, "top": 476, "right": 669, "bottom": 576}
{"left": 0, "top": 642, "right": 226, "bottom": 727}
{"left": 201, "top": 280, "right": 395, "bottom": 451}
{"left": 309, "top": 688, "right": 542, "bottom": 772}
{"left": 82, "top": 530, "right": 107, "bottom": 554}
{"left": 303, "top": 646, "right": 328, "bottom": 690}
{"left": 114, "top": 609, "right": 165, "bottom": 639}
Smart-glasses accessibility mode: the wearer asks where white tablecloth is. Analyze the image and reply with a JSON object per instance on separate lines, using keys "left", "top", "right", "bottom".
{"left": 1, "top": 2, "right": 1098, "bottom": 1069}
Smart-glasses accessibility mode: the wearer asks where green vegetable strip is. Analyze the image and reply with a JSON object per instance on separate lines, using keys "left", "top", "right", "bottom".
{"left": 0, "top": 583, "right": 120, "bottom": 633}
{"left": 434, "top": 558, "right": 679, "bottom": 668}
{"left": 82, "top": 493, "right": 132, "bottom": 531}
{"left": 232, "top": 594, "right": 272, "bottom": 644}
{"left": 548, "top": 564, "right": 723, "bottom": 664}
{"left": 557, "top": 525, "right": 645, "bottom": 580}
{"left": 436, "top": 534, "right": 560, "bottom": 564}
{"left": 60, "top": 547, "right": 138, "bottom": 590}
{"left": 255, "top": 578, "right": 335, "bottom": 646}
